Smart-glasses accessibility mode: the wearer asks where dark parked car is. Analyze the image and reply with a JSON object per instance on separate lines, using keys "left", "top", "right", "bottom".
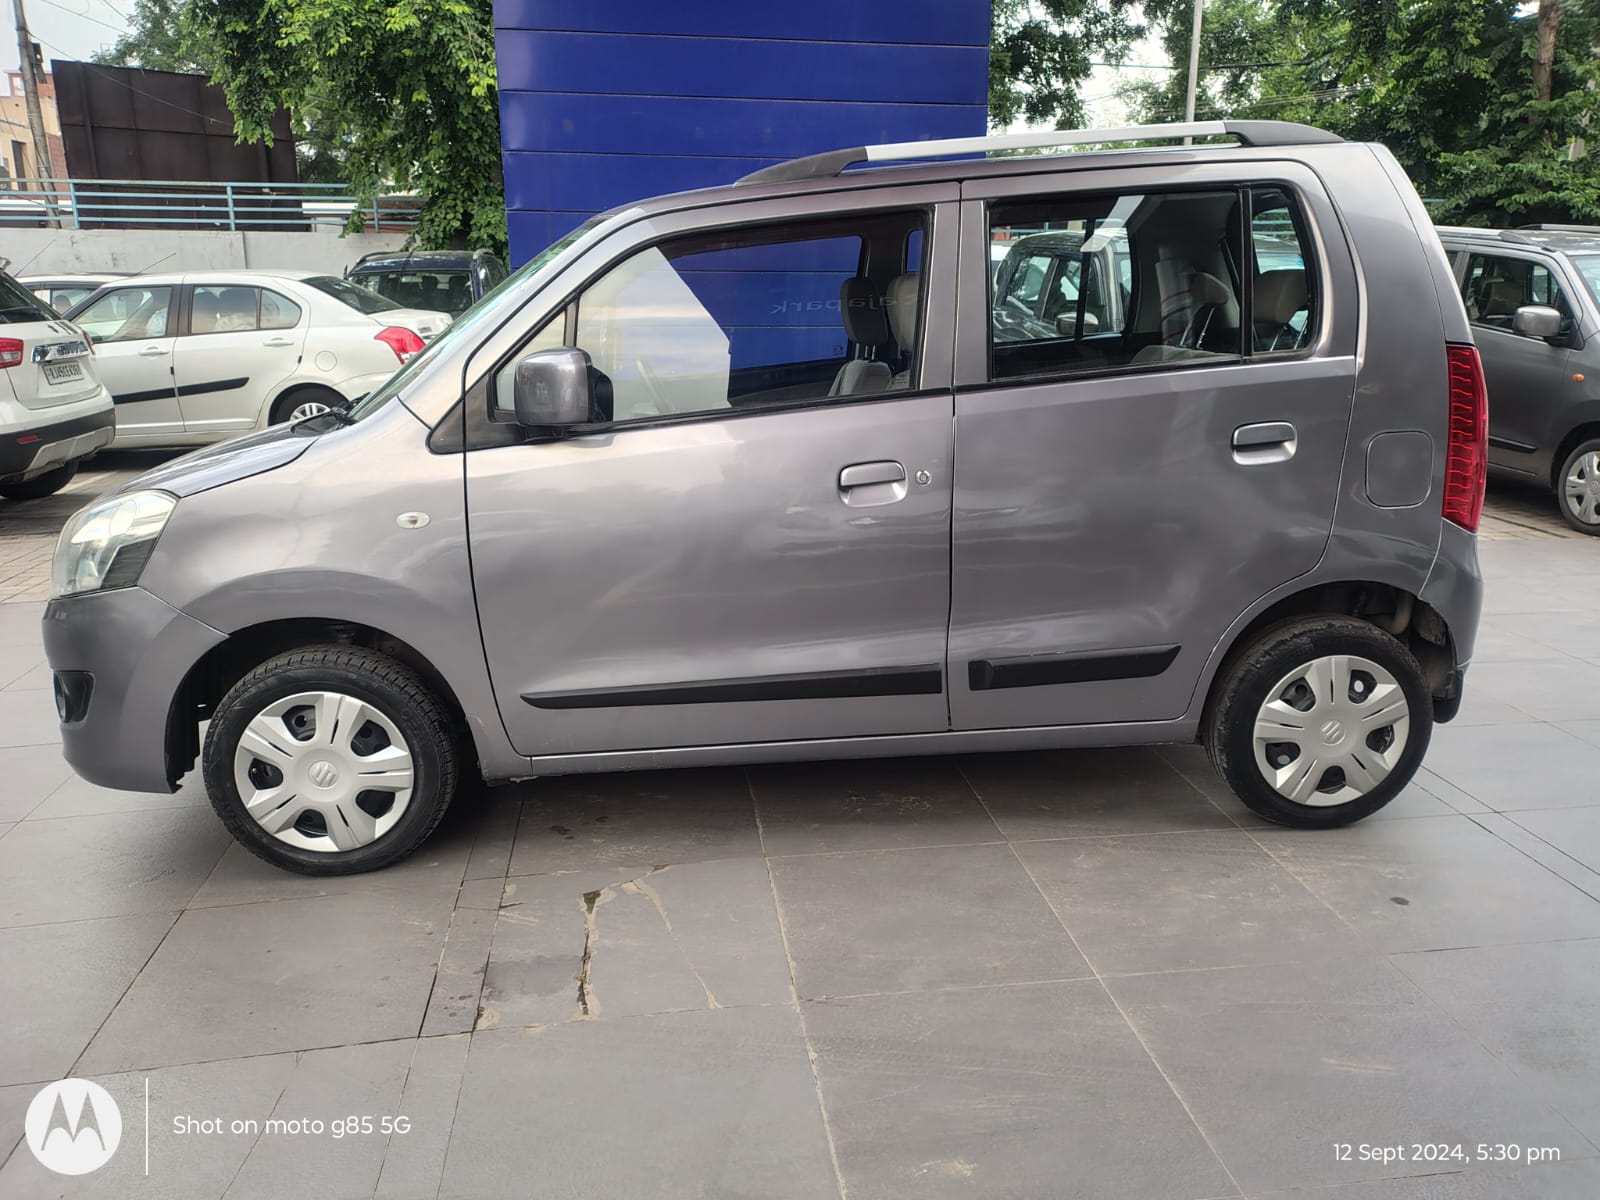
{"left": 1436, "top": 224, "right": 1600, "bottom": 534}
{"left": 345, "top": 249, "right": 508, "bottom": 317}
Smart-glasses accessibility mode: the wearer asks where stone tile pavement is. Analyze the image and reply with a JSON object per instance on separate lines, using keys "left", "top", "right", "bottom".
{"left": 0, "top": 463, "right": 1598, "bottom": 1197}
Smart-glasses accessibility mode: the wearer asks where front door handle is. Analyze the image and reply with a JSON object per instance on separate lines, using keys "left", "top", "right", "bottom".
{"left": 1232, "top": 421, "right": 1297, "bottom": 464}
{"left": 838, "top": 460, "right": 908, "bottom": 507}
{"left": 137, "top": 345, "right": 168, "bottom": 358}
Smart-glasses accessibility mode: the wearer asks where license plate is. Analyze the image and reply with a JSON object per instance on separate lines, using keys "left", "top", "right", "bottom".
{"left": 42, "top": 362, "right": 83, "bottom": 384}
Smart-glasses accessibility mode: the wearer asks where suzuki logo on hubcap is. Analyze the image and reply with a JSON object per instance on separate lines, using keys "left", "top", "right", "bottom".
{"left": 1320, "top": 719, "right": 1346, "bottom": 746}
{"left": 308, "top": 760, "right": 341, "bottom": 789}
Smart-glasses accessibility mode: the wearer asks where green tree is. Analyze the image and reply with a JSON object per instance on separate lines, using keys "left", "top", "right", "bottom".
{"left": 990, "top": 0, "right": 1146, "bottom": 129}
{"left": 1131, "top": 0, "right": 1600, "bottom": 226}
{"left": 92, "top": 0, "right": 207, "bottom": 73}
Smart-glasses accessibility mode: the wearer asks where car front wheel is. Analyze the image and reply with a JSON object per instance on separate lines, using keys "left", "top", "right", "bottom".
{"left": 1203, "top": 616, "right": 1433, "bottom": 828}
{"left": 202, "top": 646, "right": 460, "bottom": 874}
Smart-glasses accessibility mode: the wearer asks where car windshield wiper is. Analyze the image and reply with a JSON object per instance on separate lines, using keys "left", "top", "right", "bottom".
{"left": 291, "top": 400, "right": 356, "bottom": 431}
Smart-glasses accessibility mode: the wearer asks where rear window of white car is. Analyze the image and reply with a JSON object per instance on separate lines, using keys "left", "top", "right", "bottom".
{"left": 303, "top": 276, "right": 403, "bottom": 315}
{"left": 0, "top": 272, "right": 56, "bottom": 324}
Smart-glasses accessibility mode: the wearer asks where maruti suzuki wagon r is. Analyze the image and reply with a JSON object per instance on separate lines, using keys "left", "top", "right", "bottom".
{"left": 42, "top": 120, "right": 1486, "bottom": 874}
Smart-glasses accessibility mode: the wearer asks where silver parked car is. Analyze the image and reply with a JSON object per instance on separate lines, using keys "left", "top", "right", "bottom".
{"left": 43, "top": 120, "right": 1485, "bottom": 874}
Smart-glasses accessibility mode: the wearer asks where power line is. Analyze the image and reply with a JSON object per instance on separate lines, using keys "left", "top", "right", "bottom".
{"left": 30, "top": 0, "right": 125, "bottom": 35}
{"left": 31, "top": 29, "right": 232, "bottom": 128}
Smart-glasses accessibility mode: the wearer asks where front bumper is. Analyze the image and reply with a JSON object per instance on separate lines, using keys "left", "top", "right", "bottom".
{"left": 0, "top": 403, "right": 115, "bottom": 483}
{"left": 42, "top": 586, "right": 226, "bottom": 793}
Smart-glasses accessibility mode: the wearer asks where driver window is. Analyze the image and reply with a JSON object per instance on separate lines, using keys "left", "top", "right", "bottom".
{"left": 511, "top": 213, "right": 925, "bottom": 424}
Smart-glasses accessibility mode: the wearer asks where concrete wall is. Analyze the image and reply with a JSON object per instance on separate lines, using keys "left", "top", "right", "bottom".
{"left": 494, "top": 0, "right": 991, "bottom": 264}
{"left": 0, "top": 228, "right": 410, "bottom": 276}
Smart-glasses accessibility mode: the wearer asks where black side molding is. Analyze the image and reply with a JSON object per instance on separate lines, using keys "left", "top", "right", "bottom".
{"left": 524, "top": 665, "right": 943, "bottom": 710}
{"left": 968, "top": 645, "right": 1180, "bottom": 692}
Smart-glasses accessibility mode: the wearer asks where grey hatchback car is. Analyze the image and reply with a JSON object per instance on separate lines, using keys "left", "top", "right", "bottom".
{"left": 1435, "top": 224, "right": 1600, "bottom": 534}
{"left": 43, "top": 120, "right": 1485, "bottom": 875}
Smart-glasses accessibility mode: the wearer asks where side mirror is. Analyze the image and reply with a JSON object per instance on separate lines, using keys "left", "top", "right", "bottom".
{"left": 1512, "top": 304, "right": 1564, "bottom": 341}
{"left": 1055, "top": 312, "right": 1100, "bottom": 336}
{"left": 513, "top": 347, "right": 593, "bottom": 429}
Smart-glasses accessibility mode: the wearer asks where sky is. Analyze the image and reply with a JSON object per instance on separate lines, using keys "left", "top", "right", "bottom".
{"left": 2, "top": 0, "right": 135, "bottom": 77}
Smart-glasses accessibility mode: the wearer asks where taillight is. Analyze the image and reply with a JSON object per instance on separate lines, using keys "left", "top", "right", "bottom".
{"left": 375, "top": 326, "right": 425, "bottom": 362}
{"left": 1443, "top": 343, "right": 1488, "bottom": 531}
{"left": 0, "top": 338, "right": 22, "bottom": 369}
{"left": 82, "top": 332, "right": 95, "bottom": 355}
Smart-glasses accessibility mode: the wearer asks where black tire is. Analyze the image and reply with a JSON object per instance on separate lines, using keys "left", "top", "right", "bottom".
{"left": 202, "top": 645, "right": 460, "bottom": 875}
{"left": 1555, "top": 438, "right": 1600, "bottom": 535}
{"left": 0, "top": 461, "right": 77, "bottom": 500}
{"left": 1202, "top": 615, "right": 1433, "bottom": 828}
{"left": 269, "top": 386, "right": 343, "bottom": 426}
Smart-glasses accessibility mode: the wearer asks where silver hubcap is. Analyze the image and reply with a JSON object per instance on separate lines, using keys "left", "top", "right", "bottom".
{"left": 288, "top": 400, "right": 331, "bottom": 421}
{"left": 232, "top": 690, "right": 415, "bottom": 852}
{"left": 1563, "top": 451, "right": 1600, "bottom": 525}
{"left": 1252, "top": 654, "right": 1410, "bottom": 806}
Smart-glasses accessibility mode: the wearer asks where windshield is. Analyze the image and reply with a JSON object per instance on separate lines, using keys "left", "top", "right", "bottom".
{"left": 353, "top": 268, "right": 474, "bottom": 316}
{"left": 1569, "top": 254, "right": 1600, "bottom": 308}
{"left": 346, "top": 217, "right": 606, "bottom": 421}
{"left": 0, "top": 271, "right": 57, "bottom": 324}
{"left": 304, "top": 275, "right": 403, "bottom": 314}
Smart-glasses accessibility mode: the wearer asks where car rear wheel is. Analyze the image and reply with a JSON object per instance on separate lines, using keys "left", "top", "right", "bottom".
{"left": 1557, "top": 438, "right": 1600, "bottom": 535}
{"left": 202, "top": 646, "right": 460, "bottom": 874}
{"left": 269, "top": 387, "right": 341, "bottom": 426}
{"left": 1203, "top": 616, "right": 1432, "bottom": 828}
{"left": 0, "top": 462, "right": 77, "bottom": 501}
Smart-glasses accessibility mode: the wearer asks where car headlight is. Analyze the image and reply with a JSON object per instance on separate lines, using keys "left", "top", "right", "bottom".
{"left": 51, "top": 490, "right": 177, "bottom": 599}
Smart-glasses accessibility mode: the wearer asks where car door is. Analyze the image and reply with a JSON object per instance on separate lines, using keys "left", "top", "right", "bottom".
{"left": 948, "top": 165, "right": 1360, "bottom": 731}
{"left": 1458, "top": 250, "right": 1576, "bottom": 476}
{"left": 465, "top": 187, "right": 958, "bottom": 757}
{"left": 173, "top": 284, "right": 306, "bottom": 436}
{"left": 71, "top": 284, "right": 181, "bottom": 442}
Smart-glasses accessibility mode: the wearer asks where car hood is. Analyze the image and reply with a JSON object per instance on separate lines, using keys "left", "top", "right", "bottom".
{"left": 115, "top": 423, "right": 316, "bottom": 499}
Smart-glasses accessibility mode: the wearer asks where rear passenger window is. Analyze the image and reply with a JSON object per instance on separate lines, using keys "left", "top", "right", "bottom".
{"left": 987, "top": 186, "right": 1318, "bottom": 382}
{"left": 1462, "top": 253, "right": 1573, "bottom": 335}
{"left": 192, "top": 285, "right": 260, "bottom": 334}
{"left": 560, "top": 213, "right": 926, "bottom": 422}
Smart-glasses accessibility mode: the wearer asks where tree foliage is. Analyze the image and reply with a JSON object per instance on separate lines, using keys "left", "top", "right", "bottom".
{"left": 990, "top": 0, "right": 1146, "bottom": 128}
{"left": 100, "top": 0, "right": 504, "bottom": 252}
{"left": 1129, "top": 0, "right": 1600, "bottom": 226}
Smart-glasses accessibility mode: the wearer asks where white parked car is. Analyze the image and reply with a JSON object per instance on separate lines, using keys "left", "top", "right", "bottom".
{"left": 20, "top": 273, "right": 133, "bottom": 315}
{"left": 63, "top": 270, "right": 451, "bottom": 447}
{"left": 0, "top": 268, "right": 114, "bottom": 500}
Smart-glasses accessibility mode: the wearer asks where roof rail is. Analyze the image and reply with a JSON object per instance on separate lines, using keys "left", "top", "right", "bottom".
{"left": 1518, "top": 223, "right": 1600, "bottom": 233}
{"left": 1498, "top": 230, "right": 1539, "bottom": 245}
{"left": 735, "top": 120, "right": 1343, "bottom": 186}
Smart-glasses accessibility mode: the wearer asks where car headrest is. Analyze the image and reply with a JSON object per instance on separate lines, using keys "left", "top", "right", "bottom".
{"left": 1255, "top": 269, "right": 1307, "bottom": 325}
{"left": 838, "top": 276, "right": 889, "bottom": 347}
{"left": 1190, "top": 271, "right": 1234, "bottom": 308}
{"left": 886, "top": 273, "right": 919, "bottom": 348}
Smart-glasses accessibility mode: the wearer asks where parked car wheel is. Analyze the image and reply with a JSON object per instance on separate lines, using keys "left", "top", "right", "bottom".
{"left": 1557, "top": 438, "right": 1600, "bottom": 535}
{"left": 270, "top": 386, "right": 342, "bottom": 426}
{"left": 202, "top": 646, "right": 460, "bottom": 874}
{"left": 1204, "top": 616, "right": 1432, "bottom": 828}
{"left": 0, "top": 462, "right": 77, "bottom": 501}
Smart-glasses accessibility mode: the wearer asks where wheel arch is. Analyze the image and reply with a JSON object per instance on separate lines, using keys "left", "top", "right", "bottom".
{"left": 262, "top": 380, "right": 349, "bottom": 427}
{"left": 166, "top": 617, "right": 477, "bottom": 788}
{"left": 1195, "top": 578, "right": 1460, "bottom": 734}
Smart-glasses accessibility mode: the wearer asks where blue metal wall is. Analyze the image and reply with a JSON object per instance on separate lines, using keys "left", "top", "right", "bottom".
{"left": 493, "top": 0, "right": 991, "bottom": 264}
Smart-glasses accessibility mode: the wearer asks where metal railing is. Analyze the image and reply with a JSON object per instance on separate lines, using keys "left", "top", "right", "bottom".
{"left": 0, "top": 178, "right": 423, "bottom": 232}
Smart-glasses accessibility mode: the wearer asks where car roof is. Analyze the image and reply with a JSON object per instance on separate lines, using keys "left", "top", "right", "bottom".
{"left": 1001, "top": 231, "right": 1089, "bottom": 255}
{"left": 1436, "top": 225, "right": 1600, "bottom": 254}
{"left": 349, "top": 250, "right": 482, "bottom": 269}
{"left": 86, "top": 269, "right": 328, "bottom": 287}
{"left": 19, "top": 273, "right": 130, "bottom": 284}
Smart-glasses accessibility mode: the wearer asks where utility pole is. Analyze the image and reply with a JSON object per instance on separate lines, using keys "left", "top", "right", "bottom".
{"left": 9, "top": 0, "right": 54, "bottom": 196}
{"left": 1183, "top": 0, "right": 1203, "bottom": 125}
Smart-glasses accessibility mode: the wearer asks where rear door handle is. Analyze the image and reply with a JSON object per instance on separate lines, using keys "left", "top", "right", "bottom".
{"left": 1232, "top": 421, "right": 1297, "bottom": 464}
{"left": 137, "top": 345, "right": 168, "bottom": 358}
{"left": 263, "top": 336, "right": 295, "bottom": 347}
